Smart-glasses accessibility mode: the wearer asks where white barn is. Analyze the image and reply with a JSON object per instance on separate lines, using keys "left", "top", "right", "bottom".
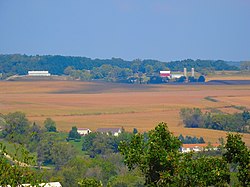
{"left": 28, "top": 71, "right": 51, "bottom": 76}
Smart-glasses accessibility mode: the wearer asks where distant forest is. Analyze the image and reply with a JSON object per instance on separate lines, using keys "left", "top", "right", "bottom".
{"left": 0, "top": 54, "right": 239, "bottom": 77}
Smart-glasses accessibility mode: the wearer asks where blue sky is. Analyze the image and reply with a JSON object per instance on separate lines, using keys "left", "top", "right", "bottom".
{"left": 0, "top": 0, "right": 249, "bottom": 61}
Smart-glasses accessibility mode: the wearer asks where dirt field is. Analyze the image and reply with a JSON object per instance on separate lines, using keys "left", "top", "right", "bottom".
{"left": 0, "top": 81, "right": 250, "bottom": 146}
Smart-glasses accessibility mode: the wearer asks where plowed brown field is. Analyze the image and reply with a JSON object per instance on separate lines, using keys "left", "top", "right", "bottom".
{"left": 0, "top": 81, "right": 250, "bottom": 146}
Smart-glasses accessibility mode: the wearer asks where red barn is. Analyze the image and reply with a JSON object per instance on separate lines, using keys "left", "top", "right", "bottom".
{"left": 160, "top": 71, "right": 171, "bottom": 78}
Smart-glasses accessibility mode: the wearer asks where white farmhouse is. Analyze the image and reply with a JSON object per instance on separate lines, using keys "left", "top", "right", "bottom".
{"left": 77, "top": 128, "right": 91, "bottom": 136}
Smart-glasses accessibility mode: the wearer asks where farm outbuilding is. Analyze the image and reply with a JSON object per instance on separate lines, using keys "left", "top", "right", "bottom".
{"left": 77, "top": 128, "right": 91, "bottom": 136}
{"left": 180, "top": 143, "right": 220, "bottom": 153}
{"left": 159, "top": 71, "right": 171, "bottom": 78}
{"left": 28, "top": 71, "right": 51, "bottom": 76}
{"left": 96, "top": 128, "right": 122, "bottom": 136}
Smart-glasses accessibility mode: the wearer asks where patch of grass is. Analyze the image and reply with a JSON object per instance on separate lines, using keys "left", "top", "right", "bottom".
{"left": 206, "top": 108, "right": 223, "bottom": 114}
{"left": 231, "top": 105, "right": 247, "bottom": 111}
{"left": 204, "top": 96, "right": 218, "bottom": 102}
{"left": 0, "top": 139, "right": 37, "bottom": 163}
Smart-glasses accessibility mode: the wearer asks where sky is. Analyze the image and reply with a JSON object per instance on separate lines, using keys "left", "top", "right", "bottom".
{"left": 0, "top": 0, "right": 249, "bottom": 62}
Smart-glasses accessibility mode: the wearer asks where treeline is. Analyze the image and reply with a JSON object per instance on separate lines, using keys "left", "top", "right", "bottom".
{"left": 178, "top": 134, "right": 205, "bottom": 144}
{"left": 180, "top": 108, "right": 250, "bottom": 133}
{"left": 0, "top": 54, "right": 239, "bottom": 78}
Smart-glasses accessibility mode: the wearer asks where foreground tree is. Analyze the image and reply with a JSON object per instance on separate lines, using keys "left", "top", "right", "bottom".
{"left": 78, "top": 178, "right": 102, "bottom": 187}
{"left": 223, "top": 133, "right": 250, "bottom": 186}
{"left": 120, "top": 122, "right": 230, "bottom": 186}
{"left": 0, "top": 143, "right": 43, "bottom": 186}
{"left": 2, "top": 112, "right": 30, "bottom": 144}
{"left": 44, "top": 118, "right": 57, "bottom": 132}
{"left": 119, "top": 122, "right": 181, "bottom": 185}
{"left": 68, "top": 126, "right": 81, "bottom": 140}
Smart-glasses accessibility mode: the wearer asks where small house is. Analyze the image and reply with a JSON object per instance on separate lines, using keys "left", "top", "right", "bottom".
{"left": 180, "top": 143, "right": 220, "bottom": 153}
{"left": 96, "top": 128, "right": 122, "bottom": 136}
{"left": 77, "top": 128, "right": 91, "bottom": 136}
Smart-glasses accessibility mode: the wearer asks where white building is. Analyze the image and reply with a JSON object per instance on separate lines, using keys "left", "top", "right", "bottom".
{"left": 180, "top": 143, "right": 220, "bottom": 153}
{"left": 28, "top": 71, "right": 51, "bottom": 76}
{"left": 171, "top": 74, "right": 183, "bottom": 79}
{"left": 77, "top": 128, "right": 91, "bottom": 136}
{"left": 1, "top": 182, "right": 62, "bottom": 187}
{"left": 96, "top": 128, "right": 122, "bottom": 136}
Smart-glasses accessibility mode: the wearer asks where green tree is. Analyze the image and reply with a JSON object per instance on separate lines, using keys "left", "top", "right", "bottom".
{"left": 131, "top": 60, "right": 141, "bottom": 74}
{"left": 119, "top": 122, "right": 181, "bottom": 185}
{"left": 0, "top": 143, "right": 43, "bottom": 186}
{"left": 64, "top": 66, "right": 74, "bottom": 75}
{"left": 242, "top": 110, "right": 250, "bottom": 124}
{"left": 68, "top": 126, "right": 81, "bottom": 140}
{"left": 198, "top": 75, "right": 206, "bottom": 82}
{"left": 180, "top": 108, "right": 204, "bottom": 128}
{"left": 133, "top": 128, "right": 138, "bottom": 134}
{"left": 78, "top": 178, "right": 103, "bottom": 187}
{"left": 175, "top": 154, "right": 230, "bottom": 187}
{"left": 145, "top": 65, "right": 154, "bottom": 76}
{"left": 80, "top": 70, "right": 92, "bottom": 81}
{"left": 44, "top": 118, "right": 57, "bottom": 132}
{"left": 223, "top": 133, "right": 250, "bottom": 186}
{"left": 2, "top": 112, "right": 30, "bottom": 144}
{"left": 37, "top": 132, "right": 61, "bottom": 166}
{"left": 120, "top": 123, "right": 231, "bottom": 186}
{"left": 51, "top": 142, "right": 76, "bottom": 170}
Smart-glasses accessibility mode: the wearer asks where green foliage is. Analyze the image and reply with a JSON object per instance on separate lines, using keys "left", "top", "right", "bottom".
{"left": 78, "top": 178, "right": 103, "bottom": 187}
{"left": 198, "top": 75, "right": 205, "bottom": 82}
{"left": 44, "top": 118, "right": 57, "bottom": 132}
{"left": 37, "top": 132, "right": 75, "bottom": 169}
{"left": 119, "top": 122, "right": 182, "bottom": 185}
{"left": 223, "top": 133, "right": 250, "bottom": 186}
{"left": 0, "top": 54, "right": 238, "bottom": 79}
{"left": 51, "top": 142, "right": 77, "bottom": 170}
{"left": 174, "top": 155, "right": 230, "bottom": 187}
{"left": 68, "top": 126, "right": 81, "bottom": 140}
{"left": 178, "top": 134, "right": 205, "bottom": 144}
{"left": 120, "top": 123, "right": 233, "bottom": 186}
{"left": 180, "top": 108, "right": 203, "bottom": 128}
{"left": 204, "top": 96, "right": 218, "bottom": 102}
{"left": 107, "top": 172, "right": 144, "bottom": 187}
{"left": 82, "top": 132, "right": 132, "bottom": 158}
{"left": 180, "top": 108, "right": 250, "bottom": 133}
{"left": 0, "top": 142, "right": 43, "bottom": 186}
{"left": 2, "top": 112, "right": 30, "bottom": 144}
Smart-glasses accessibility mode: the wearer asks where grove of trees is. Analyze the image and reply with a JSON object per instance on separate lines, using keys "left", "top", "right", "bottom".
{"left": 180, "top": 108, "right": 250, "bottom": 133}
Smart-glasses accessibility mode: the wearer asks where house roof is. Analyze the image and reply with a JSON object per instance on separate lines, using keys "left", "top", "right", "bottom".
{"left": 182, "top": 143, "right": 220, "bottom": 148}
{"left": 96, "top": 128, "right": 121, "bottom": 133}
{"left": 77, "top": 128, "right": 90, "bottom": 131}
